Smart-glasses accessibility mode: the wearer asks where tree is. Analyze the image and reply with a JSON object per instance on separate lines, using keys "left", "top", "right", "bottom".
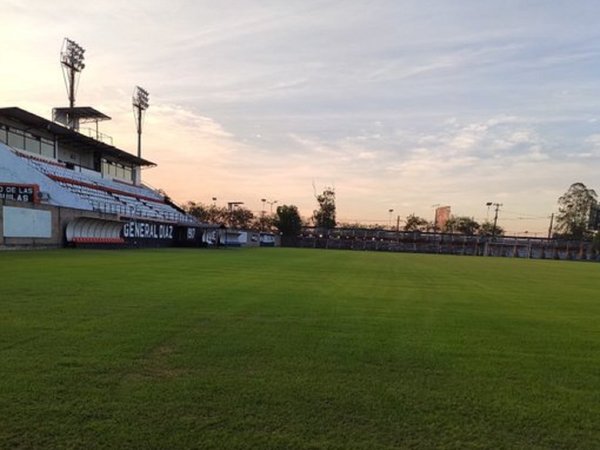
{"left": 404, "top": 214, "right": 428, "bottom": 232}
{"left": 183, "top": 201, "right": 207, "bottom": 221}
{"left": 207, "top": 205, "right": 229, "bottom": 224}
{"left": 478, "top": 221, "right": 505, "bottom": 237}
{"left": 444, "top": 216, "right": 480, "bottom": 235}
{"left": 228, "top": 206, "right": 254, "bottom": 229}
{"left": 274, "top": 205, "right": 303, "bottom": 237}
{"left": 183, "top": 202, "right": 254, "bottom": 228}
{"left": 183, "top": 202, "right": 229, "bottom": 224}
{"left": 592, "top": 232, "right": 600, "bottom": 255}
{"left": 313, "top": 187, "right": 336, "bottom": 230}
{"left": 251, "top": 213, "right": 275, "bottom": 231}
{"left": 554, "top": 182, "right": 598, "bottom": 240}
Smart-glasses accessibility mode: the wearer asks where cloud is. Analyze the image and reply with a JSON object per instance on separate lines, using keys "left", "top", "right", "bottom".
{"left": 2, "top": 1, "right": 600, "bottom": 234}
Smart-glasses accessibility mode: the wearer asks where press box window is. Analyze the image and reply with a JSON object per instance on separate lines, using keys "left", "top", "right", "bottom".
{"left": 7, "top": 130, "right": 25, "bottom": 150}
{"left": 41, "top": 139, "right": 55, "bottom": 158}
{"left": 25, "top": 133, "right": 41, "bottom": 155}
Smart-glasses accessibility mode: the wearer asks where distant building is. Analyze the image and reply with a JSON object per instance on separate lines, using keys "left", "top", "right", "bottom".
{"left": 435, "top": 206, "right": 451, "bottom": 231}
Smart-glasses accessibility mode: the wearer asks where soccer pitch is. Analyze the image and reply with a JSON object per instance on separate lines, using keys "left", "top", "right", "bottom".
{"left": 1, "top": 248, "right": 598, "bottom": 449}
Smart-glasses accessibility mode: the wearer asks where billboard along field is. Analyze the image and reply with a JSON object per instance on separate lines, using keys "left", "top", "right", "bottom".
{"left": 0, "top": 248, "right": 599, "bottom": 449}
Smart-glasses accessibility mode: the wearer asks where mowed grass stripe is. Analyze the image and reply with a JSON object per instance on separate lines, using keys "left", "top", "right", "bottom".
{"left": 0, "top": 248, "right": 598, "bottom": 449}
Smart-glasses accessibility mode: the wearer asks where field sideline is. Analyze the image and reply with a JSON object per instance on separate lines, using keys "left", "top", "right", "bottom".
{"left": 1, "top": 248, "right": 599, "bottom": 449}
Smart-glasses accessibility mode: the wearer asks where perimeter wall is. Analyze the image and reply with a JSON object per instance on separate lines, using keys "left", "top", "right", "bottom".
{"left": 0, "top": 199, "right": 116, "bottom": 249}
{"left": 289, "top": 228, "right": 599, "bottom": 261}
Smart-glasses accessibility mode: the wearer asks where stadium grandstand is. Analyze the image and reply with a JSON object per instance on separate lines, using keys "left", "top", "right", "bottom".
{"left": 0, "top": 38, "right": 220, "bottom": 249}
{"left": 0, "top": 108, "right": 218, "bottom": 248}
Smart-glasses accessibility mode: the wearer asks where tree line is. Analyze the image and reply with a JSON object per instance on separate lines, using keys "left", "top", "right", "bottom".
{"left": 182, "top": 187, "right": 337, "bottom": 237}
{"left": 182, "top": 182, "right": 599, "bottom": 242}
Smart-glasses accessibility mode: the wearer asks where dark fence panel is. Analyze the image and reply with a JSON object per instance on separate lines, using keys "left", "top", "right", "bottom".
{"left": 289, "top": 228, "right": 598, "bottom": 261}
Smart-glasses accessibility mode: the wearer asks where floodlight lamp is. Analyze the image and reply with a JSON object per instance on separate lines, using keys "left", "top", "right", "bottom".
{"left": 62, "top": 37, "right": 86, "bottom": 72}
{"left": 133, "top": 86, "right": 150, "bottom": 110}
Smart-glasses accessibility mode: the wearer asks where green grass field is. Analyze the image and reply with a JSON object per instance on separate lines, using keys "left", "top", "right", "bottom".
{"left": 1, "top": 248, "right": 599, "bottom": 449}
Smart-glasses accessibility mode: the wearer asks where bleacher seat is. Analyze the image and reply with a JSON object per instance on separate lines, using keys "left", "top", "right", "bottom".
{"left": 18, "top": 152, "right": 196, "bottom": 224}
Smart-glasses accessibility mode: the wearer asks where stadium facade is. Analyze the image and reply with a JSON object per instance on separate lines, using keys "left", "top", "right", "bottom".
{"left": 0, "top": 107, "right": 219, "bottom": 249}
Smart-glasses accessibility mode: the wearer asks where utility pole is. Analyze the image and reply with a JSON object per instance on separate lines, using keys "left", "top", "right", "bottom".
{"left": 548, "top": 213, "right": 554, "bottom": 239}
{"left": 261, "top": 198, "right": 267, "bottom": 232}
{"left": 486, "top": 202, "right": 502, "bottom": 239}
{"left": 492, "top": 203, "right": 502, "bottom": 238}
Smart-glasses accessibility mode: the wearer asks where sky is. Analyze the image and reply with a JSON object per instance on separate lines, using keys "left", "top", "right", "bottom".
{"left": 2, "top": 0, "right": 600, "bottom": 234}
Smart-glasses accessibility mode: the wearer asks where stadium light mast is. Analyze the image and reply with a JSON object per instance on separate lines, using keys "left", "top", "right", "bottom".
{"left": 60, "top": 38, "right": 86, "bottom": 130}
{"left": 261, "top": 198, "right": 267, "bottom": 217}
{"left": 132, "top": 86, "right": 149, "bottom": 185}
{"left": 266, "top": 200, "right": 278, "bottom": 214}
{"left": 133, "top": 86, "right": 149, "bottom": 159}
{"left": 227, "top": 201, "right": 244, "bottom": 211}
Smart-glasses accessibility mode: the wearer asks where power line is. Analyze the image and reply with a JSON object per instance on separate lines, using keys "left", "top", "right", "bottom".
{"left": 501, "top": 210, "right": 549, "bottom": 219}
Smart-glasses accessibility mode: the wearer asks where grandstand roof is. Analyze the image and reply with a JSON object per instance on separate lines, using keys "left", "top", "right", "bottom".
{"left": 52, "top": 106, "right": 111, "bottom": 123}
{"left": 0, "top": 107, "right": 155, "bottom": 167}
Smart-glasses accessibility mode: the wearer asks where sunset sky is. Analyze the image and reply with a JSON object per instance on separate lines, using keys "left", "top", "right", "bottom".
{"left": 2, "top": 1, "right": 600, "bottom": 234}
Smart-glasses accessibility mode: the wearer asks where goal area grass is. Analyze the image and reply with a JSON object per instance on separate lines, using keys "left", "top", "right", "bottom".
{"left": 1, "top": 248, "right": 598, "bottom": 449}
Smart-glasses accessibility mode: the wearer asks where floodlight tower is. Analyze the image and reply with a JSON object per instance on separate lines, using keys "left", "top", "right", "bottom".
{"left": 132, "top": 86, "right": 149, "bottom": 185}
{"left": 266, "top": 200, "right": 278, "bottom": 214}
{"left": 133, "top": 86, "right": 149, "bottom": 159}
{"left": 60, "top": 38, "right": 86, "bottom": 130}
